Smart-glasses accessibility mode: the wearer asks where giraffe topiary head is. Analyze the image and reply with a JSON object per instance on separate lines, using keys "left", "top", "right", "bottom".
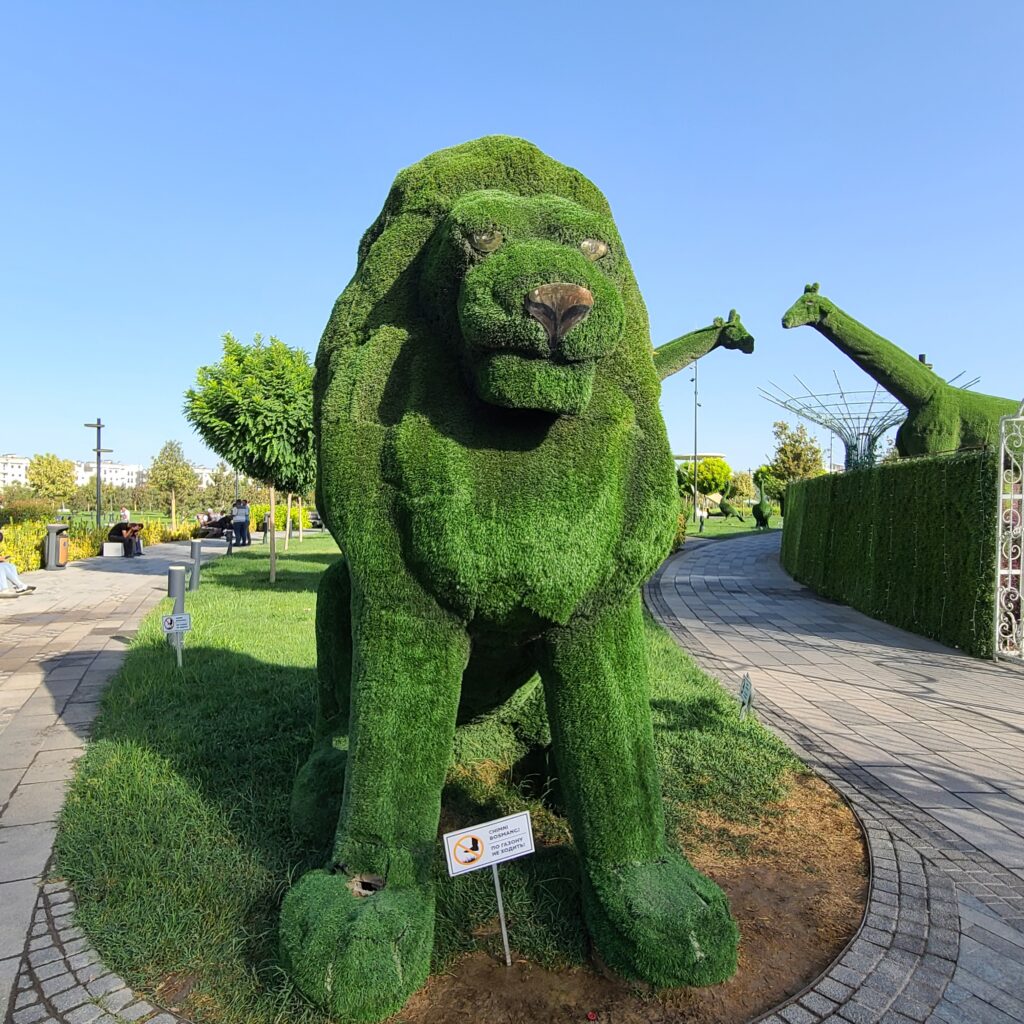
{"left": 714, "top": 309, "right": 754, "bottom": 353}
{"left": 782, "top": 282, "right": 828, "bottom": 328}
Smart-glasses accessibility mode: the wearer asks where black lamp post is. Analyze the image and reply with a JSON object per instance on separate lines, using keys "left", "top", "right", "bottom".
{"left": 84, "top": 419, "right": 112, "bottom": 528}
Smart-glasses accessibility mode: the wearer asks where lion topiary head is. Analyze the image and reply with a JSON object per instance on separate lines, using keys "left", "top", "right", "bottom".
{"left": 317, "top": 135, "right": 654, "bottom": 418}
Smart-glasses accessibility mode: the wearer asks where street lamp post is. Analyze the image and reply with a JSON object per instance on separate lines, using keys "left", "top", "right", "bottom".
{"left": 84, "top": 418, "right": 112, "bottom": 529}
{"left": 690, "top": 363, "right": 702, "bottom": 523}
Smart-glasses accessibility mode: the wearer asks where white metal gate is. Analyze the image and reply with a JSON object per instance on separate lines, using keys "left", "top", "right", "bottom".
{"left": 996, "top": 401, "right": 1024, "bottom": 661}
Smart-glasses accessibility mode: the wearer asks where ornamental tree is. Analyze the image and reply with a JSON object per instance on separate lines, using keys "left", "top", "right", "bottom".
{"left": 768, "top": 421, "right": 825, "bottom": 482}
{"left": 184, "top": 333, "right": 315, "bottom": 581}
{"left": 148, "top": 441, "right": 199, "bottom": 527}
{"left": 27, "top": 453, "right": 76, "bottom": 504}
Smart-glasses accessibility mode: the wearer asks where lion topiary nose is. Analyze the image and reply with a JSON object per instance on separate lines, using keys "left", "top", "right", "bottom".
{"left": 525, "top": 283, "right": 593, "bottom": 347}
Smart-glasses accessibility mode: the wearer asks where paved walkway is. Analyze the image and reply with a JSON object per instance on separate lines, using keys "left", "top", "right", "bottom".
{"left": 1, "top": 542, "right": 225, "bottom": 1022}
{"left": 647, "top": 532, "right": 1024, "bottom": 1024}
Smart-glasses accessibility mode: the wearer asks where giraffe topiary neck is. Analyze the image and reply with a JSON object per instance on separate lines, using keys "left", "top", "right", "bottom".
{"left": 812, "top": 301, "right": 941, "bottom": 409}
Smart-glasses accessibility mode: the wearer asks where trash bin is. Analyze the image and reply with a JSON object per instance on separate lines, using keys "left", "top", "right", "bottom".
{"left": 45, "top": 523, "right": 70, "bottom": 570}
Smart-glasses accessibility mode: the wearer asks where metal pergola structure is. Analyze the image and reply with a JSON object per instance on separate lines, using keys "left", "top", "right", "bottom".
{"left": 759, "top": 374, "right": 907, "bottom": 470}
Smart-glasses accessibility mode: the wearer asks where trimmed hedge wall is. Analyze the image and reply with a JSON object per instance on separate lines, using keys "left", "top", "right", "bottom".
{"left": 781, "top": 450, "right": 998, "bottom": 657}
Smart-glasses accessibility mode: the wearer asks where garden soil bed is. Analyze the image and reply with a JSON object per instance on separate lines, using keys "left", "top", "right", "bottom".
{"left": 396, "top": 772, "right": 867, "bottom": 1024}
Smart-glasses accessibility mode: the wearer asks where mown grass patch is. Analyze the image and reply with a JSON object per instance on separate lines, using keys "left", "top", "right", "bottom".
{"left": 56, "top": 537, "right": 801, "bottom": 1024}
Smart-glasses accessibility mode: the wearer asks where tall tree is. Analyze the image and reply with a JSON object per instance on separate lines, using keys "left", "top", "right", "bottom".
{"left": 184, "top": 333, "right": 315, "bottom": 581}
{"left": 203, "top": 461, "right": 238, "bottom": 512}
{"left": 27, "top": 453, "right": 76, "bottom": 504}
{"left": 768, "top": 421, "right": 825, "bottom": 483}
{"left": 148, "top": 441, "right": 199, "bottom": 527}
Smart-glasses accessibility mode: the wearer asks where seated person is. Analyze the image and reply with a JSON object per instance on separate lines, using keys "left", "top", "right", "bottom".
{"left": 108, "top": 521, "right": 144, "bottom": 557}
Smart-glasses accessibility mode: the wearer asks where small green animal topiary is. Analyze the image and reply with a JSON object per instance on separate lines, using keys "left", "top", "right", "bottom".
{"left": 782, "top": 284, "right": 1018, "bottom": 456}
{"left": 281, "top": 136, "right": 739, "bottom": 1023}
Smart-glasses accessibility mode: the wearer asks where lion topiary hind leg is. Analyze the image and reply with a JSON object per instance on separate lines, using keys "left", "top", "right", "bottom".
{"left": 290, "top": 558, "right": 352, "bottom": 852}
{"left": 541, "top": 593, "right": 738, "bottom": 986}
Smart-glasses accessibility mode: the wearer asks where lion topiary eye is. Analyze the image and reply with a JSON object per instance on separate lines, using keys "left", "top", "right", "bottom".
{"left": 580, "top": 239, "right": 608, "bottom": 261}
{"left": 469, "top": 229, "right": 503, "bottom": 253}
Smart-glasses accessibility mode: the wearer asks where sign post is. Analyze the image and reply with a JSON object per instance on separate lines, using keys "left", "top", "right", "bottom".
{"left": 739, "top": 673, "right": 754, "bottom": 719}
{"left": 161, "top": 612, "right": 192, "bottom": 668}
{"left": 442, "top": 810, "right": 534, "bottom": 967}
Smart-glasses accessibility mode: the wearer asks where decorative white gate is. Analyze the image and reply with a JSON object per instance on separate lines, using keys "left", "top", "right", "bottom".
{"left": 996, "top": 401, "right": 1024, "bottom": 661}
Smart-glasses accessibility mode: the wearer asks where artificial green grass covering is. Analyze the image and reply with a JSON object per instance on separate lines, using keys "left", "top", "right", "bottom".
{"left": 301, "top": 135, "right": 746, "bottom": 1019}
{"left": 55, "top": 541, "right": 798, "bottom": 1024}
{"left": 782, "top": 284, "right": 1018, "bottom": 457}
{"left": 781, "top": 451, "right": 998, "bottom": 657}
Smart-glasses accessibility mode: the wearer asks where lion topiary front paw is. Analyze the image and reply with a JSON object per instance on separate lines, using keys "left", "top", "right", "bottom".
{"left": 279, "top": 868, "right": 434, "bottom": 1023}
{"left": 582, "top": 852, "right": 738, "bottom": 988}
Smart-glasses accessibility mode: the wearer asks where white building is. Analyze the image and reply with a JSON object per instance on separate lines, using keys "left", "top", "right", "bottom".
{"left": 195, "top": 465, "right": 218, "bottom": 488}
{"left": 74, "top": 460, "right": 147, "bottom": 488}
{"left": 0, "top": 454, "right": 30, "bottom": 488}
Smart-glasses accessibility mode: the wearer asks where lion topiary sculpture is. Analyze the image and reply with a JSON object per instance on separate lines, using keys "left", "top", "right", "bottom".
{"left": 281, "top": 136, "right": 739, "bottom": 1022}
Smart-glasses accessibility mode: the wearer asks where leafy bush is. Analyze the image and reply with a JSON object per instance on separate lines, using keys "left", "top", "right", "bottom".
{"left": 0, "top": 519, "right": 47, "bottom": 571}
{"left": 247, "top": 502, "right": 312, "bottom": 531}
{"left": 67, "top": 525, "right": 108, "bottom": 561}
{"left": 781, "top": 450, "right": 998, "bottom": 656}
{"left": 0, "top": 498, "right": 56, "bottom": 525}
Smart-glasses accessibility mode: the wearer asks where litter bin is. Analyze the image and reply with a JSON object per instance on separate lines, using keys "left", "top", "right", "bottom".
{"left": 45, "top": 523, "right": 70, "bottom": 570}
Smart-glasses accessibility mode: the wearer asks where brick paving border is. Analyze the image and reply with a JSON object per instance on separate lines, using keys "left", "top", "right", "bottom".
{"left": 2, "top": 542, "right": 227, "bottom": 1024}
{"left": 646, "top": 533, "right": 1024, "bottom": 1024}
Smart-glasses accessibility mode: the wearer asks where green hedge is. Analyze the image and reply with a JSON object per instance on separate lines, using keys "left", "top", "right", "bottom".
{"left": 781, "top": 450, "right": 998, "bottom": 657}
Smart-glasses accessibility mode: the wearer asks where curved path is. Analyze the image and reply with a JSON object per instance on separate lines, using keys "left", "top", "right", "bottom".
{"left": 647, "top": 532, "right": 1024, "bottom": 1024}
{"left": 1, "top": 542, "right": 225, "bottom": 1024}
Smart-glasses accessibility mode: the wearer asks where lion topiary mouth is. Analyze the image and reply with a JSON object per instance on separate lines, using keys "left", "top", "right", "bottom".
{"left": 467, "top": 349, "right": 597, "bottom": 415}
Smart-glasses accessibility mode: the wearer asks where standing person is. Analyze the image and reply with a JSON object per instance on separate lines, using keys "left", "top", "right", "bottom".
{"left": 119, "top": 505, "right": 130, "bottom": 523}
{"left": 0, "top": 531, "right": 37, "bottom": 596}
{"left": 240, "top": 498, "right": 252, "bottom": 545}
{"left": 231, "top": 500, "right": 245, "bottom": 546}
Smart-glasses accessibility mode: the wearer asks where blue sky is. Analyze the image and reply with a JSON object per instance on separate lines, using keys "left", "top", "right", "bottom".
{"left": 3, "top": 2, "right": 1021, "bottom": 474}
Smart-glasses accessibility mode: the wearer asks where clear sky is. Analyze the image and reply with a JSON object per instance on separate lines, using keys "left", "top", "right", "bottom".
{"left": 3, "top": 2, "right": 1021, "bottom": 474}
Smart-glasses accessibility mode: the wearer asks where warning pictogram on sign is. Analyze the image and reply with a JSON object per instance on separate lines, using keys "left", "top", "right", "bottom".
{"left": 452, "top": 834, "right": 484, "bottom": 866}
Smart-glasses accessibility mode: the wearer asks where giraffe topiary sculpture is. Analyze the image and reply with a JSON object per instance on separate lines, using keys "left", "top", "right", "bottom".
{"left": 280, "top": 136, "right": 739, "bottom": 1023}
{"left": 653, "top": 309, "right": 754, "bottom": 379}
{"left": 782, "top": 284, "right": 1017, "bottom": 457}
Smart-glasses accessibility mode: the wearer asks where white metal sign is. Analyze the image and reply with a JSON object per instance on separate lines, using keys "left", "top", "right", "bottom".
{"left": 443, "top": 811, "right": 534, "bottom": 877}
{"left": 161, "top": 613, "right": 192, "bottom": 634}
{"left": 739, "top": 673, "right": 754, "bottom": 719}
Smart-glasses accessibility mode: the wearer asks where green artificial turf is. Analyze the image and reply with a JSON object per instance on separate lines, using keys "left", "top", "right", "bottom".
{"left": 55, "top": 539, "right": 800, "bottom": 1024}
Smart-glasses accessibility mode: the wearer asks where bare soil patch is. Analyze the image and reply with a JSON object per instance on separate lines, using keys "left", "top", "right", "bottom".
{"left": 397, "top": 772, "right": 867, "bottom": 1024}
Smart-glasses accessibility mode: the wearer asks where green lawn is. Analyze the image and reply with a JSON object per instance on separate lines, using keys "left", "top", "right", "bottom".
{"left": 688, "top": 513, "right": 782, "bottom": 541}
{"left": 55, "top": 537, "right": 800, "bottom": 1024}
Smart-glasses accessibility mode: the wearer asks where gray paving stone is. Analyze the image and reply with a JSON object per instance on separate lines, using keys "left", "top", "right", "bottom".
{"left": 817, "top": 977, "right": 855, "bottom": 1002}
{"left": 15, "top": 989, "right": 40, "bottom": 1008}
{"left": 27, "top": 944, "right": 62, "bottom": 968}
{"left": 74, "top": 961, "right": 107, "bottom": 984}
{"left": 115, "top": 1001, "right": 155, "bottom": 1021}
{"left": 65, "top": 1004, "right": 104, "bottom": 1024}
{"left": 801, "top": 991, "right": 840, "bottom": 1016}
{"left": 51, "top": 983, "right": 91, "bottom": 1010}
{"left": 0, "top": 878, "right": 40, "bottom": 959}
{"left": 780, "top": 1005, "right": 818, "bottom": 1024}
{"left": 86, "top": 972, "right": 125, "bottom": 997}
{"left": 14, "top": 1005, "right": 50, "bottom": 1024}
{"left": 98, "top": 986, "right": 134, "bottom": 1013}
{"left": 146, "top": 1015, "right": 178, "bottom": 1024}
{"left": 68, "top": 949, "right": 101, "bottom": 970}
{"left": 40, "top": 970, "right": 78, "bottom": 996}
{"left": 34, "top": 959, "right": 67, "bottom": 980}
